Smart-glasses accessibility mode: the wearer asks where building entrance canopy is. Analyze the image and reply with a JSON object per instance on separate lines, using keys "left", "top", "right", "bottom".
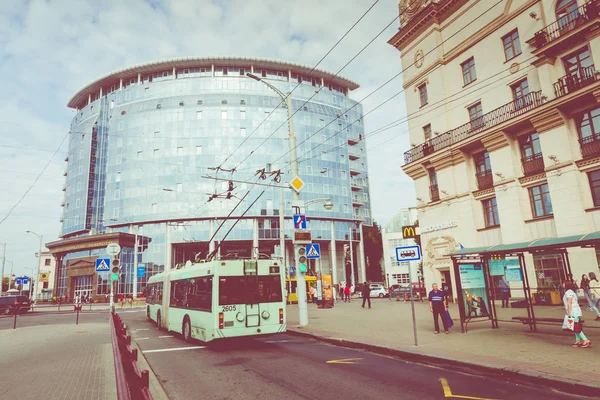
{"left": 446, "top": 232, "right": 600, "bottom": 333}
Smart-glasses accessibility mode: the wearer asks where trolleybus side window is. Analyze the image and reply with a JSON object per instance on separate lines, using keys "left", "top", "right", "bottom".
{"left": 171, "top": 280, "right": 188, "bottom": 307}
{"left": 145, "top": 282, "right": 163, "bottom": 305}
{"left": 186, "top": 277, "right": 213, "bottom": 311}
{"left": 219, "top": 276, "right": 283, "bottom": 305}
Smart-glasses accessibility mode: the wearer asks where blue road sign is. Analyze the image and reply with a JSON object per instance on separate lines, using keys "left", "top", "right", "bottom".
{"left": 306, "top": 244, "right": 321, "bottom": 259}
{"left": 16, "top": 278, "right": 23, "bottom": 285}
{"left": 22, "top": 278, "right": 28, "bottom": 285}
{"left": 289, "top": 266, "right": 296, "bottom": 276}
{"left": 137, "top": 265, "right": 146, "bottom": 278}
{"left": 95, "top": 258, "right": 111, "bottom": 272}
{"left": 395, "top": 245, "right": 422, "bottom": 262}
{"left": 293, "top": 214, "right": 307, "bottom": 229}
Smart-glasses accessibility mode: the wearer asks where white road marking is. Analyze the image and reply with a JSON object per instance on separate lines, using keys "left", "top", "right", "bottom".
{"left": 136, "top": 337, "right": 150, "bottom": 340}
{"left": 158, "top": 335, "right": 174, "bottom": 338}
{"left": 143, "top": 346, "right": 207, "bottom": 353}
{"left": 264, "top": 340, "right": 298, "bottom": 343}
{"left": 132, "top": 328, "right": 150, "bottom": 332}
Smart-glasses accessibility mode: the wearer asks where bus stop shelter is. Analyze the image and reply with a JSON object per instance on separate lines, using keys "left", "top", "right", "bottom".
{"left": 447, "top": 232, "right": 600, "bottom": 333}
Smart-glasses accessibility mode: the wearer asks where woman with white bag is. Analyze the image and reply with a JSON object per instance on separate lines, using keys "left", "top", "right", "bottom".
{"left": 563, "top": 280, "right": 592, "bottom": 348}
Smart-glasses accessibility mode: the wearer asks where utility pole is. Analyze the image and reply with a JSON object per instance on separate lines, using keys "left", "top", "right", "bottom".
{"left": 246, "top": 72, "right": 308, "bottom": 326}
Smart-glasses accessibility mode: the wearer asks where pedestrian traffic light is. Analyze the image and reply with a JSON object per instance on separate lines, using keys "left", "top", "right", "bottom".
{"left": 297, "top": 246, "right": 307, "bottom": 273}
{"left": 111, "top": 258, "right": 121, "bottom": 281}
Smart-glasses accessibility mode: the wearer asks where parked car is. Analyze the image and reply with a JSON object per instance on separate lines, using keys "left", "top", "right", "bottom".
{"left": 0, "top": 295, "right": 31, "bottom": 315}
{"left": 368, "top": 284, "right": 388, "bottom": 298}
{"left": 389, "top": 284, "right": 411, "bottom": 298}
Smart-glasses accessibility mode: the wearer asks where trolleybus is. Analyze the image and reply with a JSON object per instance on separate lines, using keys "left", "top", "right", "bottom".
{"left": 145, "top": 259, "right": 286, "bottom": 342}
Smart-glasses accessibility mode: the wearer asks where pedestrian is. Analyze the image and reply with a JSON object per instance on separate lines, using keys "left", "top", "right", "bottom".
{"left": 563, "top": 280, "right": 592, "bottom": 348}
{"left": 441, "top": 278, "right": 450, "bottom": 304}
{"left": 361, "top": 281, "right": 371, "bottom": 309}
{"left": 344, "top": 285, "right": 351, "bottom": 303}
{"left": 580, "top": 274, "right": 600, "bottom": 320}
{"left": 120, "top": 293, "right": 125, "bottom": 308}
{"left": 309, "top": 285, "right": 315, "bottom": 303}
{"left": 498, "top": 276, "right": 510, "bottom": 308}
{"left": 428, "top": 283, "right": 449, "bottom": 334}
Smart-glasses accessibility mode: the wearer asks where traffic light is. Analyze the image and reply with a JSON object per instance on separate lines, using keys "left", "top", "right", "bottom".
{"left": 297, "top": 246, "right": 307, "bottom": 274}
{"left": 111, "top": 258, "right": 121, "bottom": 281}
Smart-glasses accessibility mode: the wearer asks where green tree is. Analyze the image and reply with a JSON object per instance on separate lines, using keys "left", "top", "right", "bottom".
{"left": 363, "top": 221, "right": 384, "bottom": 282}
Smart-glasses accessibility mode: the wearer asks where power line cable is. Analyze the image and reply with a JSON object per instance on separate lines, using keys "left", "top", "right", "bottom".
{"left": 232, "top": 13, "right": 401, "bottom": 171}
{"left": 247, "top": 0, "right": 505, "bottom": 171}
{"left": 217, "top": 0, "right": 382, "bottom": 169}
{"left": 0, "top": 132, "right": 69, "bottom": 226}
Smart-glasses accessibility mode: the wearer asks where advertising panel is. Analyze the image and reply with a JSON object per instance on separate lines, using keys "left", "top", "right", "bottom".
{"left": 459, "top": 264, "right": 489, "bottom": 318}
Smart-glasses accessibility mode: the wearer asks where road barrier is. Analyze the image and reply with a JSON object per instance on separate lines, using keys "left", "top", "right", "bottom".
{"left": 111, "top": 311, "right": 153, "bottom": 400}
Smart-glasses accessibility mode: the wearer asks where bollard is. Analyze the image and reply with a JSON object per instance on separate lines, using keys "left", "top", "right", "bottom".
{"left": 76, "top": 304, "right": 81, "bottom": 325}
{"left": 13, "top": 312, "right": 17, "bottom": 329}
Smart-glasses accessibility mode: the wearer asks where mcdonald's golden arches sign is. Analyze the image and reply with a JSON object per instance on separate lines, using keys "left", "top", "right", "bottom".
{"left": 402, "top": 225, "right": 417, "bottom": 239}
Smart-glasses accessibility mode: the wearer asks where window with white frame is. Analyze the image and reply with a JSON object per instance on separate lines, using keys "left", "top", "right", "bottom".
{"left": 196, "top": 111, "right": 203, "bottom": 120}
{"left": 176, "top": 183, "right": 183, "bottom": 192}
{"left": 196, "top": 145, "right": 203, "bottom": 155}
{"left": 221, "top": 110, "right": 227, "bottom": 120}
{"left": 151, "top": 203, "right": 158, "bottom": 213}
{"left": 116, "top": 172, "right": 121, "bottom": 182}
{"left": 177, "top": 147, "right": 184, "bottom": 156}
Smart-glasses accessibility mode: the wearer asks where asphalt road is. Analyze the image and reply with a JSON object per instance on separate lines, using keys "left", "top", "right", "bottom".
{"left": 119, "top": 309, "right": 587, "bottom": 400}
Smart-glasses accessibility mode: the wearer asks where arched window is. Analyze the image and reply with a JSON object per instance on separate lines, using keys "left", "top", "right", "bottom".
{"left": 556, "top": 0, "right": 579, "bottom": 28}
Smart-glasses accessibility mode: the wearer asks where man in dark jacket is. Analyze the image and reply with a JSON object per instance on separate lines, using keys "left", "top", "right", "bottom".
{"left": 361, "top": 282, "right": 371, "bottom": 309}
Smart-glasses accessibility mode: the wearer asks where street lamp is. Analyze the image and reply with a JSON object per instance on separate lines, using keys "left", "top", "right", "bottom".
{"left": 26, "top": 230, "right": 43, "bottom": 304}
{"left": 246, "top": 72, "right": 313, "bottom": 324}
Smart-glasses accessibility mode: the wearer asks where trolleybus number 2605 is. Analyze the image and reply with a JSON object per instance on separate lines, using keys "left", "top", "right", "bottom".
{"left": 145, "top": 259, "right": 286, "bottom": 343}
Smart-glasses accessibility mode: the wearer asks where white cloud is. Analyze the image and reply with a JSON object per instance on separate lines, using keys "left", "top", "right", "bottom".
{"left": 0, "top": 0, "right": 415, "bottom": 276}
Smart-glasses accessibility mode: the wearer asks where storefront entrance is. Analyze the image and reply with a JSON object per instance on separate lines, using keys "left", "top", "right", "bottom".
{"left": 73, "top": 275, "right": 93, "bottom": 302}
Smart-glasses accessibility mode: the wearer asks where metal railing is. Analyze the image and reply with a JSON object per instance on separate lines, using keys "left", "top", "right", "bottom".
{"left": 111, "top": 312, "right": 153, "bottom": 400}
{"left": 531, "top": 0, "right": 599, "bottom": 49}
{"left": 521, "top": 152, "right": 545, "bottom": 175}
{"left": 475, "top": 169, "right": 494, "bottom": 190}
{"left": 430, "top": 184, "right": 440, "bottom": 202}
{"left": 554, "top": 65, "right": 599, "bottom": 97}
{"left": 580, "top": 133, "right": 600, "bottom": 158}
{"left": 404, "top": 91, "right": 544, "bottom": 164}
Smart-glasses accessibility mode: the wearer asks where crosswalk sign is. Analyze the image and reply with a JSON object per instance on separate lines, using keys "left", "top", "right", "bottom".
{"left": 95, "top": 258, "right": 111, "bottom": 272}
{"left": 306, "top": 244, "right": 321, "bottom": 259}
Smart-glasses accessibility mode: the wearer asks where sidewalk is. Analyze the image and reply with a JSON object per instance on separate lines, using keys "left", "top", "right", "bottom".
{"left": 0, "top": 320, "right": 117, "bottom": 399}
{"left": 286, "top": 299, "right": 600, "bottom": 390}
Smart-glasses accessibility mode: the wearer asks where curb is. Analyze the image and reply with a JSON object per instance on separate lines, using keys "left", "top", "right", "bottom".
{"left": 287, "top": 328, "right": 600, "bottom": 397}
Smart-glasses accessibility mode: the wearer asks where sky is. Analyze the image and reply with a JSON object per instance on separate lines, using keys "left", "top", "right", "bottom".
{"left": 0, "top": 0, "right": 415, "bottom": 278}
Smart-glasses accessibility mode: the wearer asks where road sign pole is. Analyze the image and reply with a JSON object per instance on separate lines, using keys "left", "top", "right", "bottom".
{"left": 409, "top": 263, "right": 418, "bottom": 347}
{"left": 133, "top": 232, "right": 138, "bottom": 299}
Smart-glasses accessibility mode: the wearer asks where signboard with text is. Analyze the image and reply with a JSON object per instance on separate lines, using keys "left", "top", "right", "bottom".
{"left": 459, "top": 264, "right": 490, "bottom": 319}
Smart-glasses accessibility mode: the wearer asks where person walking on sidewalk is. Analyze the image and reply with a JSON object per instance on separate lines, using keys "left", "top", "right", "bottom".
{"left": 429, "top": 283, "right": 449, "bottom": 334}
{"left": 361, "top": 281, "right": 371, "bottom": 309}
{"left": 580, "top": 274, "right": 600, "bottom": 320}
{"left": 498, "top": 276, "right": 510, "bottom": 308}
{"left": 344, "top": 285, "right": 351, "bottom": 303}
{"left": 563, "top": 280, "right": 592, "bottom": 348}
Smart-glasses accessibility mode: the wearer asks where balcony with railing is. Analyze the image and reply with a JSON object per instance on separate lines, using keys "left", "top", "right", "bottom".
{"left": 352, "top": 194, "right": 364, "bottom": 206}
{"left": 475, "top": 169, "right": 494, "bottom": 190}
{"left": 521, "top": 152, "right": 545, "bottom": 175}
{"left": 529, "top": 0, "right": 599, "bottom": 53}
{"left": 580, "top": 134, "right": 600, "bottom": 158}
{"left": 554, "top": 65, "right": 599, "bottom": 97}
{"left": 430, "top": 184, "right": 440, "bottom": 202}
{"left": 404, "top": 91, "right": 545, "bottom": 165}
{"left": 351, "top": 177, "right": 363, "bottom": 191}
{"left": 348, "top": 149, "right": 360, "bottom": 160}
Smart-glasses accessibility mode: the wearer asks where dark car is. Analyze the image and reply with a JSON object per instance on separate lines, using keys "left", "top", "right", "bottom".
{"left": 0, "top": 295, "right": 31, "bottom": 315}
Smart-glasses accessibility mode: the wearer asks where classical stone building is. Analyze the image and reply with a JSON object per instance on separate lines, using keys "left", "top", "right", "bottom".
{"left": 389, "top": 0, "right": 600, "bottom": 299}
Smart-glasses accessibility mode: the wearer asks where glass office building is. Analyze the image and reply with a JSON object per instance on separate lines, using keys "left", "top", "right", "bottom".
{"left": 53, "top": 57, "right": 372, "bottom": 299}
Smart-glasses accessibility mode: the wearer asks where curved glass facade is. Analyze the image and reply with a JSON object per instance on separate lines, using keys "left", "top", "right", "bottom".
{"left": 57, "top": 58, "right": 372, "bottom": 297}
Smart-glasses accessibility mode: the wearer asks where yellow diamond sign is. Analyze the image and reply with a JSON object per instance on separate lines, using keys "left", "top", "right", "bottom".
{"left": 290, "top": 176, "right": 305, "bottom": 193}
